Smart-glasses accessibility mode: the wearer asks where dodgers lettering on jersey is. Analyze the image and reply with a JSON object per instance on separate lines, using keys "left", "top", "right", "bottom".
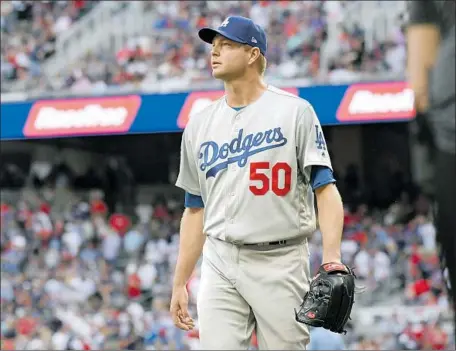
{"left": 176, "top": 86, "right": 332, "bottom": 244}
{"left": 199, "top": 128, "right": 288, "bottom": 178}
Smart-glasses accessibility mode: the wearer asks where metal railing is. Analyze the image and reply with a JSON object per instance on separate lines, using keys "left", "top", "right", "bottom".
{"left": 0, "top": 71, "right": 405, "bottom": 103}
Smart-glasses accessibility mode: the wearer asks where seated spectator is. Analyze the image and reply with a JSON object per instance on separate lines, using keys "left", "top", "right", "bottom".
{"left": 1, "top": 1, "right": 407, "bottom": 93}
{"left": 1, "top": 0, "right": 99, "bottom": 91}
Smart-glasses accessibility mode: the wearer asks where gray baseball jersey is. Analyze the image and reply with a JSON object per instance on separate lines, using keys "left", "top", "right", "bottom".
{"left": 176, "top": 85, "right": 332, "bottom": 244}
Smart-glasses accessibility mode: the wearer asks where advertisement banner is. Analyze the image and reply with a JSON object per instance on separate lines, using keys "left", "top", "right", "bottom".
{"left": 336, "top": 81, "right": 415, "bottom": 122}
{"left": 0, "top": 82, "right": 415, "bottom": 140}
{"left": 23, "top": 95, "right": 142, "bottom": 138}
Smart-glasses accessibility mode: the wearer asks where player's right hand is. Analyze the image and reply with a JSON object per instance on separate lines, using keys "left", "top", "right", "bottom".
{"left": 170, "top": 285, "right": 195, "bottom": 331}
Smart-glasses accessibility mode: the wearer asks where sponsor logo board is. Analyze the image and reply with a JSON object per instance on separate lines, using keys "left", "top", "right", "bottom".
{"left": 23, "top": 96, "right": 141, "bottom": 137}
{"left": 336, "top": 82, "right": 416, "bottom": 122}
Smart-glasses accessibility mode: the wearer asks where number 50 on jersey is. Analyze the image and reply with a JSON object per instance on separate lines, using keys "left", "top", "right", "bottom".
{"left": 249, "top": 162, "right": 292, "bottom": 197}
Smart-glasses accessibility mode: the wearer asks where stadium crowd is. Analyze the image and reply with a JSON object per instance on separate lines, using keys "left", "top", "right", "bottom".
{"left": 1, "top": 1, "right": 99, "bottom": 89}
{"left": 1, "top": 1, "right": 406, "bottom": 93}
{"left": 0, "top": 1, "right": 451, "bottom": 350}
{"left": 0, "top": 157, "right": 453, "bottom": 350}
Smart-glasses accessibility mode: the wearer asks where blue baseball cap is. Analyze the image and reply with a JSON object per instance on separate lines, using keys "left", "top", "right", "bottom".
{"left": 198, "top": 16, "right": 267, "bottom": 56}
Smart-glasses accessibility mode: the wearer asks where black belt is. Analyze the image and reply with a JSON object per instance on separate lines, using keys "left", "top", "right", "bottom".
{"left": 241, "top": 236, "right": 304, "bottom": 247}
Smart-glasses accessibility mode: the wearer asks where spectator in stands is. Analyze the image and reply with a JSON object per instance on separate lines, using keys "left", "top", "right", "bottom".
{"left": 1, "top": 166, "right": 452, "bottom": 350}
{"left": 1, "top": 1, "right": 407, "bottom": 93}
{"left": 1, "top": 0, "right": 99, "bottom": 91}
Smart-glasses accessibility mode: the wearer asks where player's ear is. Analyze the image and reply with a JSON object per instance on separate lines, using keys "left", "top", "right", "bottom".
{"left": 248, "top": 47, "right": 261, "bottom": 66}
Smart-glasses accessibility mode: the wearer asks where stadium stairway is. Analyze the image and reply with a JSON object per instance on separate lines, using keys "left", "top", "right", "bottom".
{"left": 41, "top": 1, "right": 158, "bottom": 79}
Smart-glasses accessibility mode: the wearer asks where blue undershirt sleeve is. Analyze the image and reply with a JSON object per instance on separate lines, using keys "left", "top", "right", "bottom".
{"left": 310, "top": 166, "right": 336, "bottom": 191}
{"left": 184, "top": 192, "right": 205, "bottom": 208}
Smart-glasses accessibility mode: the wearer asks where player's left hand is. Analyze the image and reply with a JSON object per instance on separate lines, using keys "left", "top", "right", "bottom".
{"left": 294, "top": 262, "right": 355, "bottom": 334}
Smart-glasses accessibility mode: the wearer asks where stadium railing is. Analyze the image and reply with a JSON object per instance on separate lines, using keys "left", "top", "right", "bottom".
{"left": 0, "top": 72, "right": 405, "bottom": 103}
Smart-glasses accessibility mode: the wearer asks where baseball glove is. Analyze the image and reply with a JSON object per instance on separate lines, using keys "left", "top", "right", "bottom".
{"left": 295, "top": 262, "right": 355, "bottom": 334}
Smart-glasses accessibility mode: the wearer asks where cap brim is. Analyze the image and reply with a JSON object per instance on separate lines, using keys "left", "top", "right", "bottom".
{"left": 198, "top": 27, "right": 246, "bottom": 45}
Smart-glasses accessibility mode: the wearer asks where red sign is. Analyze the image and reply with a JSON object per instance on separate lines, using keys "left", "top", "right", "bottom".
{"left": 336, "top": 82, "right": 416, "bottom": 122}
{"left": 177, "top": 87, "right": 299, "bottom": 128}
{"left": 23, "top": 95, "right": 141, "bottom": 137}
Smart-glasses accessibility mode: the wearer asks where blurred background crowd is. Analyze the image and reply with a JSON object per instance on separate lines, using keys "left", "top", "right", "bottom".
{"left": 0, "top": 1, "right": 453, "bottom": 350}
{"left": 1, "top": 152, "right": 453, "bottom": 350}
{"left": 1, "top": 0, "right": 406, "bottom": 94}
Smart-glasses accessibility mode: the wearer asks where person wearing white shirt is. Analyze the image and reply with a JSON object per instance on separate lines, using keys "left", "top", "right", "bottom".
{"left": 68, "top": 275, "right": 97, "bottom": 302}
{"left": 137, "top": 260, "right": 158, "bottom": 291}
{"left": 417, "top": 221, "right": 437, "bottom": 251}
{"left": 341, "top": 240, "right": 359, "bottom": 264}
{"left": 52, "top": 330, "right": 71, "bottom": 350}
{"left": 62, "top": 225, "right": 82, "bottom": 257}
{"left": 102, "top": 230, "right": 121, "bottom": 263}
{"left": 372, "top": 248, "right": 391, "bottom": 282}
{"left": 353, "top": 249, "right": 370, "bottom": 280}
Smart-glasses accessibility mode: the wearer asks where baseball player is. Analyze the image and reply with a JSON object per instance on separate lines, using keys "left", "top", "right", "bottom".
{"left": 170, "top": 16, "right": 348, "bottom": 350}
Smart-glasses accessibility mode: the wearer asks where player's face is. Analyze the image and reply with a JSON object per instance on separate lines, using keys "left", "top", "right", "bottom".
{"left": 210, "top": 35, "right": 251, "bottom": 81}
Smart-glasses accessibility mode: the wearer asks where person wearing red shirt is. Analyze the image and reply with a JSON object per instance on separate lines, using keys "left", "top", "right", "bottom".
{"left": 109, "top": 213, "right": 131, "bottom": 236}
{"left": 415, "top": 278, "right": 431, "bottom": 297}
{"left": 429, "top": 325, "right": 448, "bottom": 350}
{"left": 422, "top": 321, "right": 448, "bottom": 350}
{"left": 0, "top": 339, "right": 15, "bottom": 351}
{"left": 127, "top": 273, "right": 142, "bottom": 299}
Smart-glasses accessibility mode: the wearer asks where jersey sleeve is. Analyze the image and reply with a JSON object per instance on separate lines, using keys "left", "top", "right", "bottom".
{"left": 296, "top": 103, "right": 333, "bottom": 180}
{"left": 407, "top": 1, "right": 440, "bottom": 26}
{"left": 310, "top": 166, "right": 336, "bottom": 191}
{"left": 175, "top": 127, "right": 201, "bottom": 196}
{"left": 184, "top": 192, "right": 205, "bottom": 208}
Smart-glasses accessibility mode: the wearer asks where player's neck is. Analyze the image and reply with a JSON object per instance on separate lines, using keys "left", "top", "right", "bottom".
{"left": 224, "top": 75, "right": 267, "bottom": 108}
